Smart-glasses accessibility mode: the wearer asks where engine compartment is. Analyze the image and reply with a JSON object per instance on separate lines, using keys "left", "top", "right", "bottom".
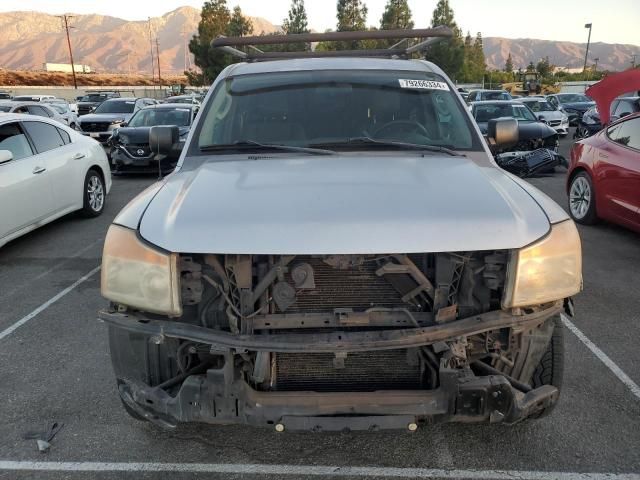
{"left": 157, "top": 252, "right": 541, "bottom": 394}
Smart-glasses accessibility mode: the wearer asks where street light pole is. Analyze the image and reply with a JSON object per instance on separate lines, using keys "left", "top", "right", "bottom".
{"left": 582, "top": 23, "right": 592, "bottom": 73}
{"left": 58, "top": 14, "right": 77, "bottom": 90}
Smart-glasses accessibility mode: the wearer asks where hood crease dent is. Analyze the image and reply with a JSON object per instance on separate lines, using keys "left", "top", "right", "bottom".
{"left": 139, "top": 155, "right": 550, "bottom": 255}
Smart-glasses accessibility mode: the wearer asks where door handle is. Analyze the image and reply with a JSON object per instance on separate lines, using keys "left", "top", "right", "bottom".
{"left": 32, "top": 166, "right": 46, "bottom": 174}
{"left": 72, "top": 152, "right": 86, "bottom": 160}
{"left": 599, "top": 152, "right": 609, "bottom": 159}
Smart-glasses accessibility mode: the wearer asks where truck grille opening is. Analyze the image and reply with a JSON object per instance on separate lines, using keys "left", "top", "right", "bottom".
{"left": 281, "top": 257, "right": 417, "bottom": 314}
{"left": 273, "top": 349, "right": 424, "bottom": 392}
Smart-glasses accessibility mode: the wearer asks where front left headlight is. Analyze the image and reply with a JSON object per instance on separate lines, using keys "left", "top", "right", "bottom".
{"left": 101, "top": 224, "right": 182, "bottom": 316}
{"left": 503, "top": 220, "right": 582, "bottom": 308}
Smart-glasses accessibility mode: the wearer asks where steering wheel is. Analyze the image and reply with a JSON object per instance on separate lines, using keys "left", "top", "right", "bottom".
{"left": 373, "top": 120, "right": 430, "bottom": 139}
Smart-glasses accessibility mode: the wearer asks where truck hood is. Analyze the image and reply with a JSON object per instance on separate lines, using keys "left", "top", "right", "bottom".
{"left": 138, "top": 155, "right": 551, "bottom": 254}
{"left": 79, "top": 113, "right": 133, "bottom": 123}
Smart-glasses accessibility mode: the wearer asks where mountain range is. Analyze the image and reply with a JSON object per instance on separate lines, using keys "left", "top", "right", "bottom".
{"left": 0, "top": 7, "right": 637, "bottom": 74}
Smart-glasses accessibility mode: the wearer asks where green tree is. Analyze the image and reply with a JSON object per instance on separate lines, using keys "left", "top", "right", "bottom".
{"left": 379, "top": 0, "right": 414, "bottom": 47}
{"left": 189, "top": 1, "right": 254, "bottom": 83}
{"left": 188, "top": 0, "right": 231, "bottom": 83}
{"left": 471, "top": 32, "right": 486, "bottom": 81}
{"left": 526, "top": 61, "right": 536, "bottom": 72}
{"left": 504, "top": 52, "right": 513, "bottom": 73}
{"left": 336, "top": 0, "right": 368, "bottom": 49}
{"left": 536, "top": 56, "right": 552, "bottom": 79}
{"left": 227, "top": 6, "right": 253, "bottom": 37}
{"left": 424, "top": 0, "right": 465, "bottom": 81}
{"left": 282, "top": 0, "right": 310, "bottom": 51}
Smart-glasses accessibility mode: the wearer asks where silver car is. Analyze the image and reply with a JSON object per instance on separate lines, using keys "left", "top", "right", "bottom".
{"left": 77, "top": 97, "right": 156, "bottom": 145}
{"left": 0, "top": 100, "right": 66, "bottom": 125}
{"left": 44, "top": 99, "right": 79, "bottom": 129}
{"left": 519, "top": 97, "right": 570, "bottom": 136}
{"left": 99, "top": 41, "right": 582, "bottom": 431}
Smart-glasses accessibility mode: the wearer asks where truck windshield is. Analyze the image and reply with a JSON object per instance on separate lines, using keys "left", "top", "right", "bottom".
{"left": 195, "top": 70, "right": 480, "bottom": 153}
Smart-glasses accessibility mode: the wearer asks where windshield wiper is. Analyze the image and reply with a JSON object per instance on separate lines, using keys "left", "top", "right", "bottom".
{"left": 310, "top": 137, "right": 465, "bottom": 157}
{"left": 199, "top": 140, "right": 335, "bottom": 156}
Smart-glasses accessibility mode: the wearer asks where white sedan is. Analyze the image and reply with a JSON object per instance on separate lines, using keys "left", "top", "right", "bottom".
{"left": 0, "top": 113, "right": 111, "bottom": 248}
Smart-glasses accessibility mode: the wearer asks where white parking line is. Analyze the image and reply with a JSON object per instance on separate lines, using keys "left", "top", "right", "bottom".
{"left": 0, "top": 240, "right": 101, "bottom": 300}
{"left": 561, "top": 314, "right": 640, "bottom": 401}
{"left": 0, "top": 266, "right": 101, "bottom": 341}
{"left": 0, "top": 461, "right": 638, "bottom": 479}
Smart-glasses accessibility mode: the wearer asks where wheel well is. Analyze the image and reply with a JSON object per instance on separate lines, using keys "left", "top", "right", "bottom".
{"left": 88, "top": 165, "right": 105, "bottom": 185}
{"left": 567, "top": 167, "right": 589, "bottom": 193}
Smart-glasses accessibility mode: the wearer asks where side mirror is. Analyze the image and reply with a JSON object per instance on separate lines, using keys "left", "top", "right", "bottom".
{"left": 120, "top": 122, "right": 127, "bottom": 127}
{"left": 0, "top": 149, "right": 14, "bottom": 165}
{"left": 149, "top": 126, "right": 179, "bottom": 155}
{"left": 487, "top": 117, "right": 518, "bottom": 149}
{"left": 619, "top": 111, "right": 631, "bottom": 119}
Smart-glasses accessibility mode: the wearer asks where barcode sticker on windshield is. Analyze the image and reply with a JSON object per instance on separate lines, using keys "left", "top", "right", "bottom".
{"left": 398, "top": 79, "right": 450, "bottom": 91}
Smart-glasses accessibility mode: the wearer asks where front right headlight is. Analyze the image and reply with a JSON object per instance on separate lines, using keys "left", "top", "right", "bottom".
{"left": 503, "top": 220, "right": 582, "bottom": 308}
{"left": 101, "top": 224, "right": 182, "bottom": 316}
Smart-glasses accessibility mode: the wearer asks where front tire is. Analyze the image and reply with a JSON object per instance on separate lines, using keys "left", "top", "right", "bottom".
{"left": 569, "top": 171, "right": 598, "bottom": 224}
{"left": 81, "top": 168, "right": 105, "bottom": 217}
{"left": 529, "top": 316, "right": 565, "bottom": 418}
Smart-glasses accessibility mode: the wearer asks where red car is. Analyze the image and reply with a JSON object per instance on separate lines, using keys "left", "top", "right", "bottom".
{"left": 567, "top": 112, "right": 640, "bottom": 232}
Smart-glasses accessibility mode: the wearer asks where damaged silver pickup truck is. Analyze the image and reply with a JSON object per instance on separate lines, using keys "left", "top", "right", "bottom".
{"left": 99, "top": 29, "right": 582, "bottom": 432}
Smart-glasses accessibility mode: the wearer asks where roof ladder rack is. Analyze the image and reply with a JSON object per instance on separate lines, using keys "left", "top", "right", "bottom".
{"left": 211, "top": 26, "right": 453, "bottom": 61}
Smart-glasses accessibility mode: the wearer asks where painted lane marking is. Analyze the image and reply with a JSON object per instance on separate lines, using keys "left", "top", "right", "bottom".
{"left": 562, "top": 314, "right": 640, "bottom": 401}
{"left": 0, "top": 266, "right": 101, "bottom": 341}
{"left": 0, "top": 461, "right": 639, "bottom": 479}
{"left": 0, "top": 239, "right": 101, "bottom": 300}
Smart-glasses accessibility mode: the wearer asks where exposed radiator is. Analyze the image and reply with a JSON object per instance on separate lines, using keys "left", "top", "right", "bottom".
{"left": 281, "top": 257, "right": 413, "bottom": 313}
{"left": 273, "top": 349, "right": 423, "bottom": 392}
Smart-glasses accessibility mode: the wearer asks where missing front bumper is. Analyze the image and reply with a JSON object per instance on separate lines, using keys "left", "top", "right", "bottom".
{"left": 118, "top": 369, "right": 558, "bottom": 431}
{"left": 103, "top": 304, "right": 562, "bottom": 430}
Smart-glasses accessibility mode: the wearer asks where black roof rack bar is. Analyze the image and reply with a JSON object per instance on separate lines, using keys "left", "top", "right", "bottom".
{"left": 211, "top": 26, "right": 453, "bottom": 48}
{"left": 218, "top": 45, "right": 248, "bottom": 58}
{"left": 405, "top": 36, "right": 447, "bottom": 54}
{"left": 244, "top": 48, "right": 408, "bottom": 60}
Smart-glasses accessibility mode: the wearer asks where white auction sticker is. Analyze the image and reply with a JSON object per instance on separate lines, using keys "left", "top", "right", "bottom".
{"left": 398, "top": 79, "right": 450, "bottom": 91}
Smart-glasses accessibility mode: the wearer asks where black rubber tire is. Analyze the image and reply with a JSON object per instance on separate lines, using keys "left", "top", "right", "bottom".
{"left": 530, "top": 316, "right": 565, "bottom": 418}
{"left": 81, "top": 168, "right": 105, "bottom": 218}
{"left": 568, "top": 171, "right": 598, "bottom": 225}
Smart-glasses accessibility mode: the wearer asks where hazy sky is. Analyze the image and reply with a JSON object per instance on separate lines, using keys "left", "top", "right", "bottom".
{"left": 3, "top": 0, "right": 639, "bottom": 45}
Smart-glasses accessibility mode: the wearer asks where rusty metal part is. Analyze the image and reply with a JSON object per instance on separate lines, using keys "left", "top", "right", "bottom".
{"left": 179, "top": 257, "right": 203, "bottom": 305}
{"left": 116, "top": 365, "right": 559, "bottom": 430}
{"left": 99, "top": 301, "right": 562, "bottom": 353}
{"left": 249, "top": 311, "right": 433, "bottom": 330}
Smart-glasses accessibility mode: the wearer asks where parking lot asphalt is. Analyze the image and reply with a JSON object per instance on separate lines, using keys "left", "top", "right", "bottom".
{"left": 1, "top": 134, "right": 639, "bottom": 479}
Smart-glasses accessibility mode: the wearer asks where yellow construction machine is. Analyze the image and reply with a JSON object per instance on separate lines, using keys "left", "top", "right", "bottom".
{"left": 503, "top": 71, "right": 560, "bottom": 97}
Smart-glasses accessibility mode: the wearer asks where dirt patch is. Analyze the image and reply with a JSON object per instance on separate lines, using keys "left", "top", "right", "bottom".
{"left": 0, "top": 70, "right": 187, "bottom": 87}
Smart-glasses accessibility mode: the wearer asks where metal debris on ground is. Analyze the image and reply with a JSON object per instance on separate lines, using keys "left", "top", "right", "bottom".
{"left": 22, "top": 422, "right": 63, "bottom": 453}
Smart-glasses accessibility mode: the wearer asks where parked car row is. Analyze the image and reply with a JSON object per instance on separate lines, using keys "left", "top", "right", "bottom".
{"left": 0, "top": 94, "right": 205, "bottom": 249}
{"left": 575, "top": 96, "right": 640, "bottom": 139}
